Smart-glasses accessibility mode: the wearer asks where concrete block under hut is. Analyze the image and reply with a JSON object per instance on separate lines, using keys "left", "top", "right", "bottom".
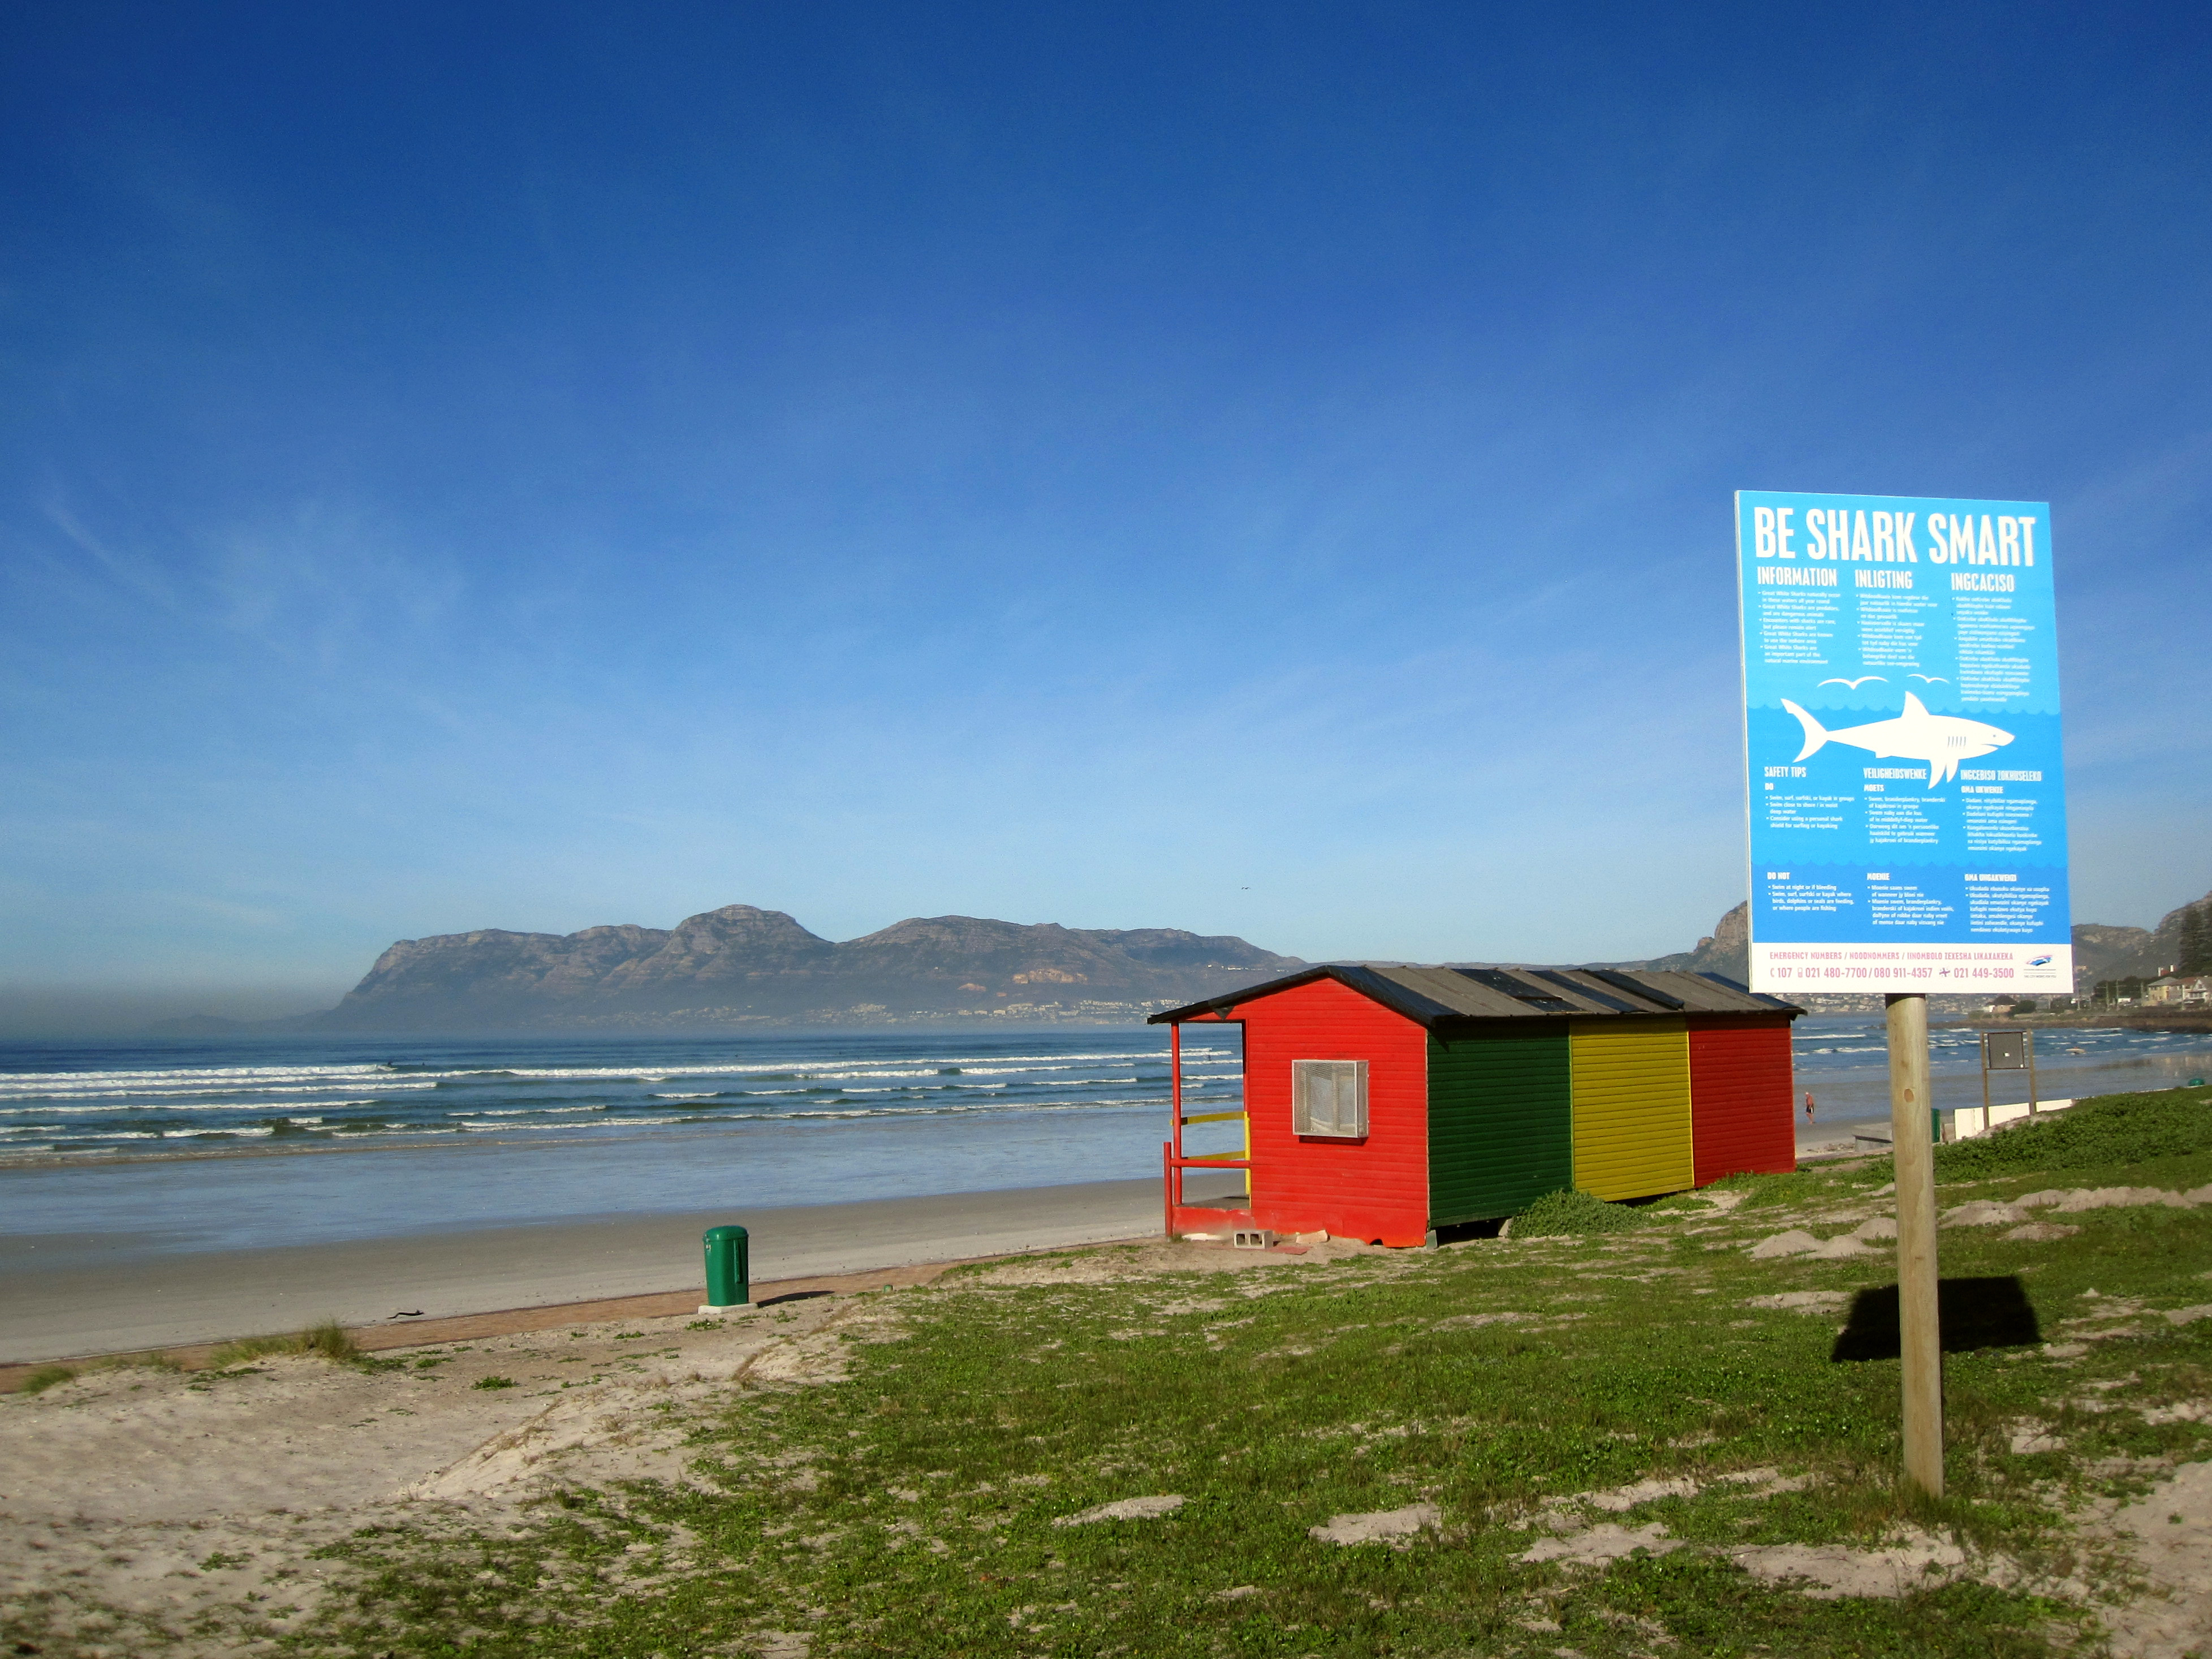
{"left": 1151, "top": 965, "right": 1802, "bottom": 1246}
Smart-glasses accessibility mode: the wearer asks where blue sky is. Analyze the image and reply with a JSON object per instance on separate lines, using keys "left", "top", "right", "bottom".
{"left": 4, "top": 1, "right": 2209, "bottom": 1025}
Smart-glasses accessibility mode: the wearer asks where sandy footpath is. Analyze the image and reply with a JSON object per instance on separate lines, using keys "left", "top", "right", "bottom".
{"left": 0, "top": 1174, "right": 1237, "bottom": 1364}
{"left": 0, "top": 1235, "right": 1330, "bottom": 1656}
{"left": 5, "top": 1219, "right": 2210, "bottom": 1657}
{"left": 0, "top": 1294, "right": 868, "bottom": 1654}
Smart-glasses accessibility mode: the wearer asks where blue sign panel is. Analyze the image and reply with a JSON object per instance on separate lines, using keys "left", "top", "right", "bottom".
{"left": 1736, "top": 492, "right": 2071, "bottom": 998}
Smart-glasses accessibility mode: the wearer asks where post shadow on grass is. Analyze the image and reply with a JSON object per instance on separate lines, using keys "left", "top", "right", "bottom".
{"left": 1830, "top": 1277, "right": 2042, "bottom": 1362}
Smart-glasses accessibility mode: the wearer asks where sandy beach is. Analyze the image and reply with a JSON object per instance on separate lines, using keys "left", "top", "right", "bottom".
{"left": 6, "top": 1157, "right": 2209, "bottom": 1657}
{"left": 0, "top": 1113, "right": 1908, "bottom": 1371}
{"left": 0, "top": 1104, "right": 1990, "bottom": 1370}
{"left": 0, "top": 1234, "right": 1369, "bottom": 1656}
{"left": 0, "top": 1171, "right": 1259, "bottom": 1366}
{"left": 0, "top": 1089, "right": 2101, "bottom": 1373}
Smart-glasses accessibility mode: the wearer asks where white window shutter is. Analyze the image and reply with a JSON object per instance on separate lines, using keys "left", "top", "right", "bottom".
{"left": 1292, "top": 1059, "right": 1368, "bottom": 1137}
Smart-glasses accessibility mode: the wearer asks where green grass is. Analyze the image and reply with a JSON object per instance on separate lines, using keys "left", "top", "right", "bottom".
{"left": 13, "top": 1351, "right": 187, "bottom": 1396}
{"left": 205, "top": 1318, "right": 365, "bottom": 1370}
{"left": 1508, "top": 1186, "right": 1644, "bottom": 1235}
{"left": 267, "top": 1091, "right": 2212, "bottom": 1657}
{"left": 100, "top": 1350, "right": 186, "bottom": 1376}
{"left": 1931, "top": 1085, "right": 2212, "bottom": 1181}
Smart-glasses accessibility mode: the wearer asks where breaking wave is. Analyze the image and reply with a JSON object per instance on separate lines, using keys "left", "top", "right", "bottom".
{"left": 0, "top": 1031, "right": 1245, "bottom": 1164}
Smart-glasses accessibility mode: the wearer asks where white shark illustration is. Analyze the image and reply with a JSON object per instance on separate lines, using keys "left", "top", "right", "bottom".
{"left": 1779, "top": 692, "right": 2013, "bottom": 788}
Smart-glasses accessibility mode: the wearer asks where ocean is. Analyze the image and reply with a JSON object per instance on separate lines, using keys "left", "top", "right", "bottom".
{"left": 2, "top": 1018, "right": 2206, "bottom": 1257}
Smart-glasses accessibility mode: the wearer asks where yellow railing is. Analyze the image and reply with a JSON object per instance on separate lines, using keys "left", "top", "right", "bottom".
{"left": 1179, "top": 1108, "right": 1250, "bottom": 1157}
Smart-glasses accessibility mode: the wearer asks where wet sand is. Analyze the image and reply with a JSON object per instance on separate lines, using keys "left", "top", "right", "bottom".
{"left": 1796, "top": 1111, "right": 1887, "bottom": 1158}
{"left": 0, "top": 1104, "right": 1984, "bottom": 1365}
{"left": 21, "top": 1079, "right": 2166, "bottom": 1365}
{"left": 0, "top": 1174, "right": 1247, "bottom": 1364}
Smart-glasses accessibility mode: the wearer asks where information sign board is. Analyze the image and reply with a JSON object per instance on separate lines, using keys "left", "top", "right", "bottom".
{"left": 1736, "top": 492, "right": 2071, "bottom": 997}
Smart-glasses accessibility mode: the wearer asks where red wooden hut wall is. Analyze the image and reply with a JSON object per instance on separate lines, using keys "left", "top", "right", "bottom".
{"left": 1239, "top": 977, "right": 1430, "bottom": 1247}
{"left": 1687, "top": 1015, "right": 1797, "bottom": 1184}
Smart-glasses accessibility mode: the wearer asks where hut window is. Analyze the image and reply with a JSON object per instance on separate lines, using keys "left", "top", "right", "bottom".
{"left": 1292, "top": 1060, "right": 1368, "bottom": 1138}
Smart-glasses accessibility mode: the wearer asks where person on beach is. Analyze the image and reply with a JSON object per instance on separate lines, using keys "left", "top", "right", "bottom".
{"left": 1803, "top": 1090, "right": 1816, "bottom": 1124}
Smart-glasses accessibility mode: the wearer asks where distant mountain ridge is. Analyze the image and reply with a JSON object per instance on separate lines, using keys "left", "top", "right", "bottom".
{"left": 1629, "top": 900, "right": 1752, "bottom": 980}
{"left": 297, "top": 904, "right": 1305, "bottom": 1031}
{"left": 1609, "top": 888, "right": 2212, "bottom": 1005}
{"left": 156, "top": 886, "right": 2212, "bottom": 1035}
{"left": 2063, "top": 890, "right": 2212, "bottom": 986}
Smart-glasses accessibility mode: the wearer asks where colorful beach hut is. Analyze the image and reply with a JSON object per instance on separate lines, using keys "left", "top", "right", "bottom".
{"left": 1150, "top": 965, "right": 1801, "bottom": 1246}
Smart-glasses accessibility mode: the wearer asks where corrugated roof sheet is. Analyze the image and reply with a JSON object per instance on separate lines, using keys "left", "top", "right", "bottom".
{"left": 1148, "top": 963, "right": 1800, "bottom": 1026}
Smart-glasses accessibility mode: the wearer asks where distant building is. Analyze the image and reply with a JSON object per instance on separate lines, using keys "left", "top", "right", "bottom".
{"left": 2145, "top": 975, "right": 2211, "bottom": 1006}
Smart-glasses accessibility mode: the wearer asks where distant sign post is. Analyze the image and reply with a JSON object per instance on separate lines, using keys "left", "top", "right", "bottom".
{"left": 1981, "top": 1028, "right": 2038, "bottom": 1123}
{"left": 1735, "top": 490, "right": 2072, "bottom": 1501}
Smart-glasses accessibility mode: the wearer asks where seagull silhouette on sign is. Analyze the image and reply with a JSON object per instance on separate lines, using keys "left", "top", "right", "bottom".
{"left": 1907, "top": 673, "right": 1950, "bottom": 684}
{"left": 1816, "top": 675, "right": 1887, "bottom": 690}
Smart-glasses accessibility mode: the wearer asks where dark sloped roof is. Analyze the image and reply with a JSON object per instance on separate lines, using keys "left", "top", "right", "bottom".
{"left": 1148, "top": 963, "right": 1800, "bottom": 1026}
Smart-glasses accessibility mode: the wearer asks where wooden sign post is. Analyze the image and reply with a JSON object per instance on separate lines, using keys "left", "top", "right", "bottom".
{"left": 1886, "top": 992, "right": 1943, "bottom": 1496}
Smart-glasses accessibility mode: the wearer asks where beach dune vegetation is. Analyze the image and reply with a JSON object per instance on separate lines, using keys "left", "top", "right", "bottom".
{"left": 15, "top": 1086, "right": 2207, "bottom": 1656}
{"left": 1928, "top": 1084, "right": 2212, "bottom": 1181}
{"left": 1507, "top": 1186, "right": 1643, "bottom": 1236}
{"left": 279, "top": 1087, "right": 2212, "bottom": 1657}
{"left": 205, "top": 1318, "right": 364, "bottom": 1370}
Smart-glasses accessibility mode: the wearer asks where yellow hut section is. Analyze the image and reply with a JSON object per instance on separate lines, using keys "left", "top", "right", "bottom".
{"left": 1568, "top": 1018, "right": 1693, "bottom": 1200}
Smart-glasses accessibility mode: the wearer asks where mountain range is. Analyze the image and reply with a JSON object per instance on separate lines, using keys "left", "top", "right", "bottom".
{"left": 281, "top": 906, "right": 1304, "bottom": 1032}
{"left": 161, "top": 886, "right": 2212, "bottom": 1034}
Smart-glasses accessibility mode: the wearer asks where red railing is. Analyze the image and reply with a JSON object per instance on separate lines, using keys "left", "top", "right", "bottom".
{"left": 1162, "top": 1141, "right": 1254, "bottom": 1234}
{"left": 1162, "top": 1019, "right": 1253, "bottom": 1236}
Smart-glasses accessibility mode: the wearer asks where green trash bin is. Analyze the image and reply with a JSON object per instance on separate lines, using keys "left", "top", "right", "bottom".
{"left": 702, "top": 1225, "right": 750, "bottom": 1312}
